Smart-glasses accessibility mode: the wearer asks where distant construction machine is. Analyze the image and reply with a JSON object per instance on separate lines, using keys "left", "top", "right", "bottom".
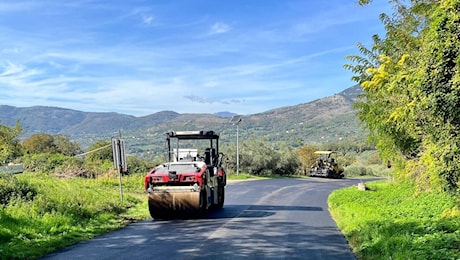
{"left": 309, "top": 151, "right": 344, "bottom": 179}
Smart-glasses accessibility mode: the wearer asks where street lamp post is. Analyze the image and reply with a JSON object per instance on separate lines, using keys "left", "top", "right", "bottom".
{"left": 230, "top": 115, "right": 242, "bottom": 175}
{"left": 236, "top": 120, "right": 240, "bottom": 175}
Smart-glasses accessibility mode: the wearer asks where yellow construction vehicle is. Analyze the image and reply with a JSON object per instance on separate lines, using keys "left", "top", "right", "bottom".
{"left": 309, "top": 151, "right": 344, "bottom": 179}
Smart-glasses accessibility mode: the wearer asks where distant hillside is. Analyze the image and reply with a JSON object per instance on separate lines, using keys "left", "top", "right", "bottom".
{"left": 0, "top": 85, "right": 365, "bottom": 158}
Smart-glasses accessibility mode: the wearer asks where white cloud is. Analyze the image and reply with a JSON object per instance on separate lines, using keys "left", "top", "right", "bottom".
{"left": 0, "top": 2, "right": 39, "bottom": 12}
{"left": 184, "top": 95, "right": 214, "bottom": 104}
{"left": 210, "top": 22, "right": 231, "bottom": 34}
{"left": 142, "top": 15, "right": 154, "bottom": 25}
{"left": 0, "top": 61, "right": 24, "bottom": 77}
{"left": 1, "top": 47, "right": 20, "bottom": 54}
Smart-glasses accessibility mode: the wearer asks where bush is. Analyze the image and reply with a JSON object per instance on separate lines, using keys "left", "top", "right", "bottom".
{"left": 54, "top": 164, "right": 97, "bottom": 178}
{"left": 344, "top": 162, "right": 391, "bottom": 177}
{"left": 344, "top": 165, "right": 369, "bottom": 176}
{"left": 275, "top": 144, "right": 301, "bottom": 175}
{"left": 22, "top": 153, "right": 80, "bottom": 173}
{"left": 224, "top": 138, "right": 301, "bottom": 176}
{"left": 0, "top": 174, "right": 37, "bottom": 206}
{"left": 126, "top": 156, "right": 153, "bottom": 174}
{"left": 25, "top": 175, "right": 128, "bottom": 218}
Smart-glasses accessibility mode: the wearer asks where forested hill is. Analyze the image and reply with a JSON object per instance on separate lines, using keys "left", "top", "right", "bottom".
{"left": 0, "top": 85, "right": 364, "bottom": 157}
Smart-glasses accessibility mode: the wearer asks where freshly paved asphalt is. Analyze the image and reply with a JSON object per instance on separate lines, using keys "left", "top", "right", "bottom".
{"left": 42, "top": 177, "right": 373, "bottom": 260}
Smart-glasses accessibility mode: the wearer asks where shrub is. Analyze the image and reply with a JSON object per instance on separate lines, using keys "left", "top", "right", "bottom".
{"left": 26, "top": 176, "right": 126, "bottom": 218}
{"left": 22, "top": 153, "right": 80, "bottom": 173}
{"left": 126, "top": 156, "right": 153, "bottom": 174}
{"left": 344, "top": 165, "right": 369, "bottom": 176}
{"left": 0, "top": 174, "right": 37, "bottom": 206}
{"left": 275, "top": 144, "right": 301, "bottom": 175}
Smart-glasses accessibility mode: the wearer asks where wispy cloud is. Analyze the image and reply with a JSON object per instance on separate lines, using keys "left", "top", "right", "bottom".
{"left": 0, "top": 1, "right": 39, "bottom": 12}
{"left": 0, "top": 62, "right": 42, "bottom": 84}
{"left": 142, "top": 15, "right": 154, "bottom": 25}
{"left": 184, "top": 95, "right": 244, "bottom": 105}
{"left": 210, "top": 22, "right": 231, "bottom": 34}
{"left": 0, "top": 61, "right": 24, "bottom": 77}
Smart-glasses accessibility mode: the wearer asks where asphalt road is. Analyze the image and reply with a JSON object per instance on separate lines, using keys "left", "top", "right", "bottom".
{"left": 42, "top": 177, "right": 370, "bottom": 260}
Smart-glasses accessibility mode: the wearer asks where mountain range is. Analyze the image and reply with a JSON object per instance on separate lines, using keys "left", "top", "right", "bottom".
{"left": 0, "top": 85, "right": 365, "bottom": 158}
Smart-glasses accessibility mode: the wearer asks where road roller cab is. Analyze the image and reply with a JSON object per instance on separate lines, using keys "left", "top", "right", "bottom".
{"left": 144, "top": 130, "right": 226, "bottom": 219}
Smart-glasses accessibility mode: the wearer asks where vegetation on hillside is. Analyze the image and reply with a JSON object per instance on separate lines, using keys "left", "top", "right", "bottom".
{"left": 0, "top": 85, "right": 366, "bottom": 160}
{"left": 0, "top": 120, "right": 388, "bottom": 180}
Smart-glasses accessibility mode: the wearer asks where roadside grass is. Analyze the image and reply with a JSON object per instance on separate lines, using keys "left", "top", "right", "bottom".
{"left": 226, "top": 172, "right": 270, "bottom": 180}
{"left": 328, "top": 180, "right": 460, "bottom": 259}
{"left": 226, "top": 172, "right": 309, "bottom": 180}
{"left": 0, "top": 173, "right": 149, "bottom": 260}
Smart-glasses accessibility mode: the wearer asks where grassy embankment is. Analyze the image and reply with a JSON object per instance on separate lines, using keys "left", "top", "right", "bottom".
{"left": 328, "top": 180, "right": 460, "bottom": 259}
{"left": 0, "top": 173, "right": 149, "bottom": 260}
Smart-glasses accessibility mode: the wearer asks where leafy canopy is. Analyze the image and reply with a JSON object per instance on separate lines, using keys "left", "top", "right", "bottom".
{"left": 346, "top": 0, "right": 460, "bottom": 192}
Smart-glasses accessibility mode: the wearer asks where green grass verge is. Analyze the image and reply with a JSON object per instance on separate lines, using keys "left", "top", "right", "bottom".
{"left": 226, "top": 172, "right": 311, "bottom": 180}
{"left": 328, "top": 180, "right": 460, "bottom": 259}
{"left": 226, "top": 172, "right": 278, "bottom": 180}
{"left": 0, "top": 173, "right": 149, "bottom": 260}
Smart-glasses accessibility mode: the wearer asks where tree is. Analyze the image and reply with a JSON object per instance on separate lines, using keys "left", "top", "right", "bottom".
{"left": 0, "top": 122, "right": 22, "bottom": 164}
{"left": 85, "top": 141, "right": 112, "bottom": 163}
{"left": 346, "top": 0, "right": 460, "bottom": 191}
{"left": 345, "top": 0, "right": 432, "bottom": 162}
{"left": 53, "top": 134, "right": 82, "bottom": 156}
{"left": 275, "top": 143, "right": 301, "bottom": 176}
{"left": 239, "top": 138, "right": 279, "bottom": 175}
{"left": 297, "top": 145, "right": 317, "bottom": 175}
{"left": 22, "top": 134, "right": 81, "bottom": 156}
{"left": 417, "top": 0, "right": 460, "bottom": 191}
{"left": 22, "top": 134, "right": 56, "bottom": 154}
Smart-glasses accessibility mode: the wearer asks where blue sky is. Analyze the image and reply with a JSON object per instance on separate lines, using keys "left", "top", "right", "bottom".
{"left": 0, "top": 0, "right": 390, "bottom": 117}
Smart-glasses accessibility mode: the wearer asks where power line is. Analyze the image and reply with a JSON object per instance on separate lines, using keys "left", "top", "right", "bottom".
{"left": 74, "top": 144, "right": 112, "bottom": 157}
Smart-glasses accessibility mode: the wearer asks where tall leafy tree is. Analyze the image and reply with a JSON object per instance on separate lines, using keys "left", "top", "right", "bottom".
{"left": 297, "top": 145, "right": 317, "bottom": 175}
{"left": 22, "top": 133, "right": 82, "bottom": 156}
{"left": 345, "top": 0, "right": 432, "bottom": 162}
{"left": 0, "top": 122, "right": 22, "bottom": 164}
{"left": 346, "top": 0, "right": 460, "bottom": 191}
{"left": 417, "top": 0, "right": 460, "bottom": 190}
{"left": 53, "top": 134, "right": 82, "bottom": 156}
{"left": 85, "top": 141, "right": 113, "bottom": 163}
{"left": 22, "top": 134, "right": 56, "bottom": 154}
